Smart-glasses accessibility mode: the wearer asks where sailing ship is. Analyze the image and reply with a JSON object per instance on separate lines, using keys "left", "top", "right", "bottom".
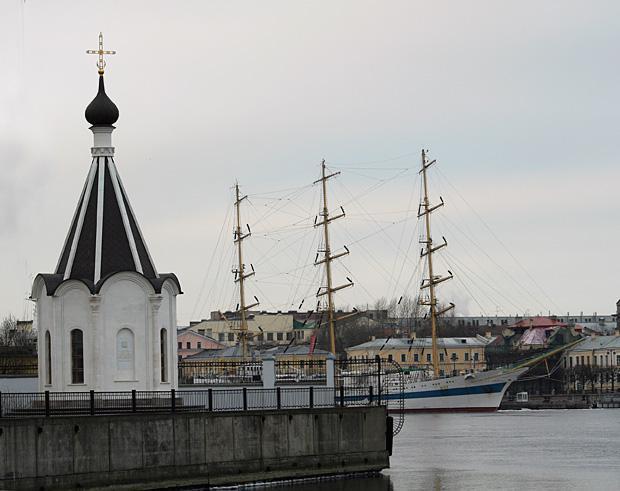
{"left": 380, "top": 150, "right": 527, "bottom": 412}
{"left": 308, "top": 153, "right": 525, "bottom": 412}
{"left": 216, "top": 156, "right": 528, "bottom": 411}
{"left": 303, "top": 152, "right": 529, "bottom": 412}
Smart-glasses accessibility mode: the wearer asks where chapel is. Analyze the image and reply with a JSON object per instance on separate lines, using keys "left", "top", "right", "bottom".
{"left": 31, "top": 35, "right": 182, "bottom": 392}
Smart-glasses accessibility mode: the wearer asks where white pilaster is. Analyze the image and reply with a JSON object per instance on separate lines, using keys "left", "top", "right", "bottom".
{"left": 89, "top": 295, "right": 102, "bottom": 390}
{"left": 149, "top": 294, "right": 163, "bottom": 389}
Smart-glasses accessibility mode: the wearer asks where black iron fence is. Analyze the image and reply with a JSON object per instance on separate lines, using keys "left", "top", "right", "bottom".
{"left": 0, "top": 386, "right": 384, "bottom": 419}
{"left": 335, "top": 358, "right": 383, "bottom": 389}
{"left": 275, "top": 359, "right": 327, "bottom": 385}
{"left": 178, "top": 360, "right": 263, "bottom": 386}
{"left": 335, "top": 357, "right": 405, "bottom": 436}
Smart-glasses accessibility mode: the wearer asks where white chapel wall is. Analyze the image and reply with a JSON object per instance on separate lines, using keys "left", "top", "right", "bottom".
{"left": 58, "top": 283, "right": 91, "bottom": 391}
{"left": 101, "top": 273, "right": 151, "bottom": 391}
{"left": 33, "top": 272, "right": 180, "bottom": 392}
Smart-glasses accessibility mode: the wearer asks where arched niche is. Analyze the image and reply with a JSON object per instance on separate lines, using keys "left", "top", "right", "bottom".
{"left": 116, "top": 327, "right": 135, "bottom": 381}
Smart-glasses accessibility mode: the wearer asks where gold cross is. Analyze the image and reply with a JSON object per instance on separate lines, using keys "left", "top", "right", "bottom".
{"left": 86, "top": 32, "right": 116, "bottom": 75}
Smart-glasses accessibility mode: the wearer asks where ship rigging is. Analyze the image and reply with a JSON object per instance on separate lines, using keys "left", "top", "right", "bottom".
{"left": 418, "top": 150, "right": 454, "bottom": 376}
{"left": 314, "top": 160, "right": 354, "bottom": 355}
{"left": 230, "top": 182, "right": 259, "bottom": 358}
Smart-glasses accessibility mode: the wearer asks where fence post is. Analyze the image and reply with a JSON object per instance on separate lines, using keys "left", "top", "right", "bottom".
{"left": 0, "top": 391, "right": 2, "bottom": 418}
{"left": 376, "top": 355, "right": 382, "bottom": 405}
{"left": 326, "top": 354, "right": 335, "bottom": 388}
{"left": 369, "top": 385, "right": 374, "bottom": 405}
{"left": 262, "top": 356, "right": 276, "bottom": 388}
{"left": 309, "top": 386, "right": 314, "bottom": 409}
{"left": 276, "top": 387, "right": 281, "bottom": 410}
{"left": 339, "top": 386, "right": 345, "bottom": 407}
{"left": 89, "top": 390, "right": 95, "bottom": 415}
{"left": 208, "top": 388, "right": 213, "bottom": 411}
{"left": 171, "top": 389, "right": 176, "bottom": 413}
{"left": 243, "top": 387, "right": 247, "bottom": 411}
{"left": 44, "top": 390, "right": 50, "bottom": 417}
{"left": 131, "top": 389, "right": 137, "bottom": 413}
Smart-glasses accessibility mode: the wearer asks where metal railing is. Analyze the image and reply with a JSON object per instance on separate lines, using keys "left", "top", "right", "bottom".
{"left": 275, "top": 359, "right": 327, "bottom": 385}
{"left": 336, "top": 357, "right": 405, "bottom": 436}
{"left": 178, "top": 360, "right": 263, "bottom": 386}
{"left": 0, "top": 386, "right": 382, "bottom": 419}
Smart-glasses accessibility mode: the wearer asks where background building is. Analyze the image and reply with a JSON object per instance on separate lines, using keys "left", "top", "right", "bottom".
{"left": 188, "top": 311, "right": 295, "bottom": 346}
{"left": 177, "top": 328, "right": 224, "bottom": 359}
{"left": 346, "top": 336, "right": 492, "bottom": 375}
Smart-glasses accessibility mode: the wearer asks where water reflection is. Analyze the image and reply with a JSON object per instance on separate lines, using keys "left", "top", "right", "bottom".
{"left": 272, "top": 474, "right": 393, "bottom": 491}
{"left": 278, "top": 410, "right": 619, "bottom": 491}
{"left": 201, "top": 410, "right": 619, "bottom": 491}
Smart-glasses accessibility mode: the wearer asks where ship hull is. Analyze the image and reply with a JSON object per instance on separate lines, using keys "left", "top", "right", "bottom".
{"left": 385, "top": 367, "right": 528, "bottom": 413}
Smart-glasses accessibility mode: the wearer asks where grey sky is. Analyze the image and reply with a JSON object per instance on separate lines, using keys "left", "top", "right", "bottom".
{"left": 1, "top": 1, "right": 619, "bottom": 324}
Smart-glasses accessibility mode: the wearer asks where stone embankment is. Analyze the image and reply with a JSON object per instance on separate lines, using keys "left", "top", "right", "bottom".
{"left": 0, "top": 406, "right": 389, "bottom": 490}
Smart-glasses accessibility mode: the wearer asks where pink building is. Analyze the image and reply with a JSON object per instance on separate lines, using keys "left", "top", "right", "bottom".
{"left": 177, "top": 329, "right": 224, "bottom": 359}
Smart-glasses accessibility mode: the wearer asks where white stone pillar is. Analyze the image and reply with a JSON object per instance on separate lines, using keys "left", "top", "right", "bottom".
{"left": 326, "top": 353, "right": 336, "bottom": 388}
{"left": 262, "top": 356, "right": 276, "bottom": 388}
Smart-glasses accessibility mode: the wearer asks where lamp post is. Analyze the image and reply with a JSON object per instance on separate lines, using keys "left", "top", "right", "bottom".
{"left": 450, "top": 353, "right": 458, "bottom": 376}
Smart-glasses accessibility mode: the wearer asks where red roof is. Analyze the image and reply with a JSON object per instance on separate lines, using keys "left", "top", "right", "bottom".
{"left": 509, "top": 316, "right": 567, "bottom": 329}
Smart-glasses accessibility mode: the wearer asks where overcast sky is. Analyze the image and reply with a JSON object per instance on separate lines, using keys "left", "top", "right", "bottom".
{"left": 1, "top": 1, "right": 619, "bottom": 325}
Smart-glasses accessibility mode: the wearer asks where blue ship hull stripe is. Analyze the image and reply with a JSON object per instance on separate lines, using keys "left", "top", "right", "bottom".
{"left": 344, "top": 382, "right": 507, "bottom": 402}
{"left": 387, "top": 382, "right": 506, "bottom": 400}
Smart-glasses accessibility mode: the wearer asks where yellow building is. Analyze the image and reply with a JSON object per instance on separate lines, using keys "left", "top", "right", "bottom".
{"left": 564, "top": 335, "right": 620, "bottom": 369}
{"left": 563, "top": 336, "right": 620, "bottom": 392}
{"left": 188, "top": 311, "right": 295, "bottom": 346}
{"left": 345, "top": 336, "right": 493, "bottom": 375}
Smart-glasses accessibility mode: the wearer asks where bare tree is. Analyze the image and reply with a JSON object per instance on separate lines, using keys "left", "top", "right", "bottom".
{"left": 373, "top": 297, "right": 388, "bottom": 313}
{"left": 389, "top": 295, "right": 422, "bottom": 336}
{"left": 0, "top": 315, "right": 36, "bottom": 348}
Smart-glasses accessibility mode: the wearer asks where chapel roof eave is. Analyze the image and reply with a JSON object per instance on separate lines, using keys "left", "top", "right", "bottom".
{"left": 34, "top": 270, "right": 182, "bottom": 297}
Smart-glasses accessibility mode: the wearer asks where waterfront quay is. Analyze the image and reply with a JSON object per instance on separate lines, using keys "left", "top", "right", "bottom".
{"left": 0, "top": 403, "right": 388, "bottom": 490}
{"left": 501, "top": 392, "right": 620, "bottom": 409}
{"left": 0, "top": 357, "right": 396, "bottom": 489}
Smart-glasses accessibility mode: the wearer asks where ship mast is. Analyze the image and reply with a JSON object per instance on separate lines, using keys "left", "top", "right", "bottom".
{"left": 232, "top": 183, "right": 259, "bottom": 358}
{"left": 314, "top": 160, "right": 353, "bottom": 355}
{"left": 418, "top": 150, "right": 454, "bottom": 376}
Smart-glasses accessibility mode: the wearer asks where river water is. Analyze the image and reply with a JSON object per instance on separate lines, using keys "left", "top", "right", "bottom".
{"left": 273, "top": 409, "right": 620, "bottom": 491}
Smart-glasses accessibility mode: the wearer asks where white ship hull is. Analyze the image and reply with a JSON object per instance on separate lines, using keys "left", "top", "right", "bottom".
{"left": 385, "top": 367, "right": 528, "bottom": 413}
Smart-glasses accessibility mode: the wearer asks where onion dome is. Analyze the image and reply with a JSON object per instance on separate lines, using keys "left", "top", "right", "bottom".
{"left": 85, "top": 75, "right": 119, "bottom": 126}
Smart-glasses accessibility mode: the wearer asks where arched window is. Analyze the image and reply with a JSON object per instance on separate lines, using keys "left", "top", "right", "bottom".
{"left": 70, "top": 329, "right": 84, "bottom": 384}
{"left": 116, "top": 328, "right": 135, "bottom": 380}
{"left": 160, "top": 328, "right": 168, "bottom": 383}
{"left": 45, "top": 331, "right": 52, "bottom": 385}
